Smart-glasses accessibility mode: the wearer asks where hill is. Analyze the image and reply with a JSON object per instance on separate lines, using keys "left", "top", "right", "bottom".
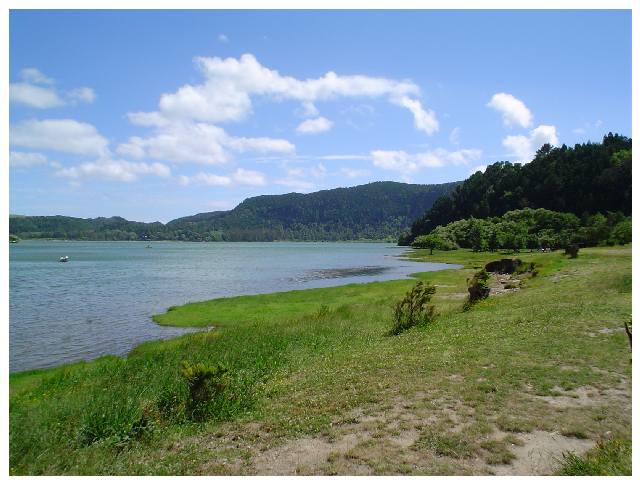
{"left": 402, "top": 133, "right": 632, "bottom": 244}
{"left": 9, "top": 181, "right": 459, "bottom": 242}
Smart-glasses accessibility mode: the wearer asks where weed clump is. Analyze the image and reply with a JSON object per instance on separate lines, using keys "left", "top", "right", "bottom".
{"left": 389, "top": 281, "right": 436, "bottom": 335}
{"left": 181, "top": 361, "right": 228, "bottom": 420}
{"left": 464, "top": 269, "right": 490, "bottom": 311}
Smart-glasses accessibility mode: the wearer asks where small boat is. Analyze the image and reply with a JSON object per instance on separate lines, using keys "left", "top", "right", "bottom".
{"left": 59, "top": 256, "right": 69, "bottom": 263}
{"left": 145, "top": 245, "right": 152, "bottom": 249}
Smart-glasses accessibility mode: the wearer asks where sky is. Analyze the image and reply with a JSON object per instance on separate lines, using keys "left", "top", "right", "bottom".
{"left": 9, "top": 9, "right": 632, "bottom": 222}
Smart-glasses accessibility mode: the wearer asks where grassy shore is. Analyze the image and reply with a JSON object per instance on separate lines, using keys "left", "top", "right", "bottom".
{"left": 9, "top": 247, "right": 631, "bottom": 475}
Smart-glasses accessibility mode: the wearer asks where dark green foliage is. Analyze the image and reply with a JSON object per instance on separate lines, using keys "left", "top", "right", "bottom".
{"left": 406, "top": 134, "right": 632, "bottom": 243}
{"left": 411, "top": 234, "right": 456, "bottom": 254}
{"left": 464, "top": 269, "right": 490, "bottom": 310}
{"left": 558, "top": 440, "right": 631, "bottom": 476}
{"left": 389, "top": 282, "right": 436, "bottom": 335}
{"left": 10, "top": 181, "right": 458, "bottom": 242}
{"left": 9, "top": 234, "right": 19, "bottom": 242}
{"left": 181, "top": 361, "right": 229, "bottom": 421}
{"left": 420, "top": 208, "right": 630, "bottom": 252}
{"left": 565, "top": 244, "right": 579, "bottom": 258}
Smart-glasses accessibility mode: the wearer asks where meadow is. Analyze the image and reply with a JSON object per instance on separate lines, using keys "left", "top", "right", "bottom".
{"left": 9, "top": 246, "right": 632, "bottom": 475}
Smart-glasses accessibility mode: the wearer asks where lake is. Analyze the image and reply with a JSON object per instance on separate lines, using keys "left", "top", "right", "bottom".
{"left": 9, "top": 241, "right": 458, "bottom": 372}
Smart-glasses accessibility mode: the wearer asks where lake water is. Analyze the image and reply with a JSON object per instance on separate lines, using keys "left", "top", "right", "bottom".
{"left": 9, "top": 241, "right": 458, "bottom": 373}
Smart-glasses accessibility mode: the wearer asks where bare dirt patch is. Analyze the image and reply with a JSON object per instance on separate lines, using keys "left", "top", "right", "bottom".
{"left": 490, "top": 430, "right": 594, "bottom": 475}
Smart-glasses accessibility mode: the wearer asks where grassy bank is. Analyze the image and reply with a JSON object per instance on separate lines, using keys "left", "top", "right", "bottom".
{"left": 9, "top": 247, "right": 631, "bottom": 475}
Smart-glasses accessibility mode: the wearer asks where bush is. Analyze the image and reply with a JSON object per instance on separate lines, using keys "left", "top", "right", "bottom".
{"left": 464, "top": 269, "right": 490, "bottom": 310}
{"left": 181, "top": 361, "right": 229, "bottom": 420}
{"left": 389, "top": 281, "right": 436, "bottom": 335}
{"left": 565, "top": 244, "right": 579, "bottom": 258}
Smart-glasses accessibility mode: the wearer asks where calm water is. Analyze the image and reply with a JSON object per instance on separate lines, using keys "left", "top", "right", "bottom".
{"left": 10, "top": 241, "right": 457, "bottom": 372}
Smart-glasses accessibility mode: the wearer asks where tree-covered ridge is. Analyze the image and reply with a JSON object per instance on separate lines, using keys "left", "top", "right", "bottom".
{"left": 402, "top": 134, "right": 632, "bottom": 245}
{"left": 412, "top": 208, "right": 631, "bottom": 252}
{"left": 9, "top": 181, "right": 459, "bottom": 242}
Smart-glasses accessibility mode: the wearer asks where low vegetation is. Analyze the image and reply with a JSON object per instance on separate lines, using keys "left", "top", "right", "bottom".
{"left": 9, "top": 246, "right": 631, "bottom": 475}
{"left": 389, "top": 281, "right": 436, "bottom": 335}
{"left": 557, "top": 439, "right": 632, "bottom": 475}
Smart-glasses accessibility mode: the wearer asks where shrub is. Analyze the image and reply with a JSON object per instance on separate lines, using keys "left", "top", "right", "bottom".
{"left": 412, "top": 234, "right": 456, "bottom": 254}
{"left": 464, "top": 269, "right": 490, "bottom": 310}
{"left": 565, "top": 244, "right": 579, "bottom": 258}
{"left": 389, "top": 281, "right": 436, "bottom": 335}
{"left": 181, "top": 361, "right": 228, "bottom": 420}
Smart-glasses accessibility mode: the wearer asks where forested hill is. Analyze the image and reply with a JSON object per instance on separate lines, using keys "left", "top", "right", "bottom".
{"left": 9, "top": 181, "right": 459, "bottom": 242}
{"left": 401, "top": 133, "right": 632, "bottom": 245}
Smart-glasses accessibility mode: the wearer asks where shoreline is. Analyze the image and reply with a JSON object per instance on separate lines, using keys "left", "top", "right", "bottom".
{"left": 9, "top": 246, "right": 632, "bottom": 475}
{"left": 9, "top": 247, "right": 460, "bottom": 376}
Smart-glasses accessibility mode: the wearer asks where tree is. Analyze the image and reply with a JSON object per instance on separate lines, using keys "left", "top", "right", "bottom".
{"left": 412, "top": 234, "right": 446, "bottom": 254}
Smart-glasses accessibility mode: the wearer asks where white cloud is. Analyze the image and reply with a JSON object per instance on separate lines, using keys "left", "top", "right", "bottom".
{"left": 67, "top": 87, "right": 96, "bottom": 104}
{"left": 10, "top": 119, "right": 109, "bottom": 157}
{"left": 391, "top": 95, "right": 439, "bottom": 135}
{"left": 449, "top": 127, "right": 461, "bottom": 146}
{"left": 56, "top": 159, "right": 171, "bottom": 182}
{"left": 311, "top": 163, "right": 327, "bottom": 178}
{"left": 299, "top": 101, "right": 319, "bottom": 117}
{"left": 10, "top": 68, "right": 95, "bottom": 108}
{"left": 487, "top": 93, "right": 533, "bottom": 128}
{"left": 117, "top": 120, "right": 294, "bottom": 165}
{"left": 371, "top": 148, "right": 482, "bottom": 173}
{"left": 341, "top": 167, "right": 371, "bottom": 178}
{"left": 10, "top": 83, "right": 65, "bottom": 109}
{"left": 10, "top": 151, "right": 48, "bottom": 168}
{"left": 317, "top": 154, "right": 369, "bottom": 161}
{"left": 468, "top": 165, "right": 487, "bottom": 176}
{"left": 19, "top": 68, "right": 54, "bottom": 85}
{"left": 232, "top": 168, "right": 266, "bottom": 186}
{"left": 137, "top": 53, "right": 434, "bottom": 135}
{"left": 296, "top": 116, "right": 333, "bottom": 134}
{"left": 218, "top": 33, "right": 229, "bottom": 43}
{"left": 502, "top": 124, "right": 559, "bottom": 163}
{"left": 179, "top": 168, "right": 267, "bottom": 187}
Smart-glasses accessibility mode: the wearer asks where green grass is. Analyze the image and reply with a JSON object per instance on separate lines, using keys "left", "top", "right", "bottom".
{"left": 557, "top": 439, "right": 632, "bottom": 475}
{"left": 9, "top": 246, "right": 632, "bottom": 475}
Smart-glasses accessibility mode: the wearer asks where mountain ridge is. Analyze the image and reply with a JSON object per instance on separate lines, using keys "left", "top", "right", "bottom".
{"left": 10, "top": 180, "right": 460, "bottom": 242}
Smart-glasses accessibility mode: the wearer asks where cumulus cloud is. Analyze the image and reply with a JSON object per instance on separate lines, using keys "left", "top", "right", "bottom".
{"left": 10, "top": 68, "right": 95, "bottom": 108}
{"left": 487, "top": 93, "right": 533, "bottom": 128}
{"left": 67, "top": 87, "right": 96, "bottom": 104}
{"left": 502, "top": 124, "right": 559, "bottom": 163}
{"left": 371, "top": 148, "right": 482, "bottom": 173}
{"left": 134, "top": 53, "right": 435, "bottom": 135}
{"left": 390, "top": 95, "right": 439, "bottom": 135}
{"left": 116, "top": 120, "right": 294, "bottom": 165}
{"left": 296, "top": 116, "right": 333, "bottom": 134}
{"left": 10, "top": 118, "right": 109, "bottom": 157}
{"left": 56, "top": 159, "right": 171, "bottom": 182}
{"left": 19, "top": 68, "right": 54, "bottom": 85}
{"left": 9, "top": 151, "right": 49, "bottom": 168}
{"left": 10, "top": 83, "right": 65, "bottom": 109}
{"left": 179, "top": 168, "right": 267, "bottom": 187}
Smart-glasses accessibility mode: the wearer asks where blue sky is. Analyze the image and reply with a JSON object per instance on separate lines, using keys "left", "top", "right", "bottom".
{"left": 9, "top": 9, "right": 631, "bottom": 222}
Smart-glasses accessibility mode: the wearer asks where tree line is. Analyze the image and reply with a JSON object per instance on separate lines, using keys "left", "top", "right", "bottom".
{"left": 402, "top": 134, "right": 632, "bottom": 245}
{"left": 412, "top": 208, "right": 631, "bottom": 253}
